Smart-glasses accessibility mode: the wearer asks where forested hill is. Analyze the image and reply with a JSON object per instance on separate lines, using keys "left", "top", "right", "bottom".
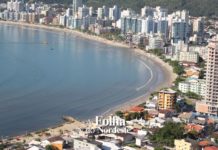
{"left": 1, "top": 0, "right": 218, "bottom": 17}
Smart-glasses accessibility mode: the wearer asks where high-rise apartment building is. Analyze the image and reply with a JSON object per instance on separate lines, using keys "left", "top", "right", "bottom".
{"left": 72, "top": 0, "right": 83, "bottom": 15}
{"left": 158, "top": 89, "right": 176, "bottom": 110}
{"left": 196, "top": 35, "right": 218, "bottom": 115}
{"left": 205, "top": 36, "right": 218, "bottom": 114}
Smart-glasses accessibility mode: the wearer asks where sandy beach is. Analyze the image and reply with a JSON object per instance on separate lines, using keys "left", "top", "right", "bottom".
{"left": 0, "top": 20, "right": 177, "bottom": 141}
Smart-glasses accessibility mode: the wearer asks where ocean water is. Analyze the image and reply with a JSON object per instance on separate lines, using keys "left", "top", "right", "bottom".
{"left": 0, "top": 24, "right": 165, "bottom": 136}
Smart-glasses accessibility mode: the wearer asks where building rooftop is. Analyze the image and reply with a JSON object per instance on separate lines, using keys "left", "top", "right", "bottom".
{"left": 159, "top": 88, "right": 176, "bottom": 94}
{"left": 129, "top": 106, "right": 144, "bottom": 113}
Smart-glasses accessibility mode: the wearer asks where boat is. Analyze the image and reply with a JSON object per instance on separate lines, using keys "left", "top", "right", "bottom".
{"left": 41, "top": 41, "right": 48, "bottom": 44}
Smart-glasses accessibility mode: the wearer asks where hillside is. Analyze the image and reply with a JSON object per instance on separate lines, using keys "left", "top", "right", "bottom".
{"left": 1, "top": 0, "right": 218, "bottom": 17}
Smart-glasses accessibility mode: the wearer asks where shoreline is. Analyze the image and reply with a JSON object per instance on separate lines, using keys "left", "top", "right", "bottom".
{"left": 0, "top": 20, "right": 177, "bottom": 140}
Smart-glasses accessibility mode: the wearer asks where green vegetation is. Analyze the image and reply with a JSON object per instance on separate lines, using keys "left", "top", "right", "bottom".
{"left": 174, "top": 76, "right": 185, "bottom": 86}
{"left": 185, "top": 91, "right": 201, "bottom": 100}
{"left": 169, "top": 60, "right": 185, "bottom": 75}
{"left": 148, "top": 49, "right": 162, "bottom": 56}
{"left": 125, "top": 111, "right": 148, "bottom": 121}
{"left": 1, "top": 0, "right": 217, "bottom": 17}
{"left": 149, "top": 122, "right": 185, "bottom": 147}
{"left": 45, "top": 145, "right": 59, "bottom": 150}
{"left": 115, "top": 111, "right": 124, "bottom": 118}
{"left": 11, "top": 0, "right": 217, "bottom": 17}
{"left": 0, "top": 144, "right": 4, "bottom": 150}
{"left": 199, "top": 69, "right": 205, "bottom": 79}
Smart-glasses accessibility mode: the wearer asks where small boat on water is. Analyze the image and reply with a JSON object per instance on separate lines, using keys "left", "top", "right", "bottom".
{"left": 41, "top": 41, "right": 48, "bottom": 44}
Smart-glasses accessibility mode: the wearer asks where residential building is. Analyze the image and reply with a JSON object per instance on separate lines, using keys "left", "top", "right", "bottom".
{"left": 178, "top": 51, "right": 199, "bottom": 63}
{"left": 178, "top": 79, "right": 206, "bottom": 96}
{"left": 157, "top": 17, "right": 168, "bottom": 39}
{"left": 78, "top": 5, "right": 89, "bottom": 18}
{"left": 72, "top": 0, "right": 83, "bottom": 15}
{"left": 109, "top": 5, "right": 120, "bottom": 21}
{"left": 146, "top": 34, "right": 164, "bottom": 50}
{"left": 141, "top": 16, "right": 155, "bottom": 34}
{"left": 174, "top": 139, "right": 193, "bottom": 150}
{"left": 193, "top": 17, "right": 204, "bottom": 36}
{"left": 141, "top": 6, "right": 154, "bottom": 17}
{"left": 204, "top": 36, "right": 218, "bottom": 115}
{"left": 158, "top": 89, "right": 176, "bottom": 110}
{"left": 7, "top": 0, "right": 23, "bottom": 12}
{"left": 73, "top": 138, "right": 102, "bottom": 150}
{"left": 171, "top": 17, "right": 189, "bottom": 44}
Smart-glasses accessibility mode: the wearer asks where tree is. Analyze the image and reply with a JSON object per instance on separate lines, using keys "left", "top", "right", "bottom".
{"left": 174, "top": 76, "right": 185, "bottom": 86}
{"left": 150, "top": 122, "right": 185, "bottom": 147}
{"left": 115, "top": 111, "right": 124, "bottom": 118}
{"left": 199, "top": 69, "right": 205, "bottom": 79}
{"left": 186, "top": 92, "right": 201, "bottom": 100}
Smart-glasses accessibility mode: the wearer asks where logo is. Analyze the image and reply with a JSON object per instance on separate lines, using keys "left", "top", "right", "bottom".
{"left": 95, "top": 115, "right": 130, "bottom": 134}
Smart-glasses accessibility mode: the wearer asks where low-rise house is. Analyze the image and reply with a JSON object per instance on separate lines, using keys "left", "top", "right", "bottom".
{"left": 47, "top": 136, "right": 64, "bottom": 150}
{"left": 204, "top": 146, "right": 218, "bottom": 150}
{"left": 198, "top": 140, "right": 213, "bottom": 148}
{"left": 129, "top": 106, "right": 144, "bottom": 113}
{"left": 135, "top": 135, "right": 146, "bottom": 147}
{"left": 96, "top": 140, "right": 122, "bottom": 150}
{"left": 143, "top": 142, "right": 155, "bottom": 150}
{"left": 147, "top": 109, "right": 159, "bottom": 118}
{"left": 145, "top": 117, "right": 165, "bottom": 128}
{"left": 28, "top": 140, "right": 41, "bottom": 147}
{"left": 27, "top": 146, "right": 45, "bottom": 150}
{"left": 174, "top": 139, "right": 193, "bottom": 150}
{"left": 114, "top": 133, "right": 134, "bottom": 144}
{"left": 178, "top": 112, "right": 195, "bottom": 123}
{"left": 123, "top": 146, "right": 137, "bottom": 150}
{"left": 185, "top": 123, "right": 204, "bottom": 133}
{"left": 145, "top": 101, "right": 157, "bottom": 110}
{"left": 100, "top": 133, "right": 134, "bottom": 144}
{"left": 73, "top": 138, "right": 102, "bottom": 150}
{"left": 158, "top": 109, "right": 175, "bottom": 119}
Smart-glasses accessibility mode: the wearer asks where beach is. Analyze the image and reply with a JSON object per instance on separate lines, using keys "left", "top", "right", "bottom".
{"left": 0, "top": 20, "right": 177, "bottom": 141}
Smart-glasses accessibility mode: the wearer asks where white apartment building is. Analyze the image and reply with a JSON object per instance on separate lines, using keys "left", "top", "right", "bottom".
{"left": 178, "top": 51, "right": 199, "bottom": 63}
{"left": 179, "top": 79, "right": 206, "bottom": 96}
{"left": 146, "top": 34, "right": 164, "bottom": 50}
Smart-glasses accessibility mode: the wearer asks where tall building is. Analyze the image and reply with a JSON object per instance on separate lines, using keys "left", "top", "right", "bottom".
{"left": 66, "top": 8, "right": 73, "bottom": 17}
{"left": 7, "top": 0, "right": 23, "bottom": 12}
{"left": 72, "top": 0, "right": 83, "bottom": 15}
{"left": 205, "top": 36, "right": 218, "bottom": 115}
{"left": 171, "top": 18, "right": 189, "bottom": 44}
{"left": 196, "top": 36, "right": 218, "bottom": 115}
{"left": 109, "top": 5, "right": 120, "bottom": 21}
{"left": 141, "top": 6, "right": 154, "bottom": 17}
{"left": 97, "top": 7, "right": 104, "bottom": 19}
{"left": 141, "top": 16, "right": 155, "bottom": 34}
{"left": 158, "top": 89, "right": 176, "bottom": 110}
{"left": 78, "top": 5, "right": 89, "bottom": 18}
{"left": 193, "top": 17, "right": 204, "bottom": 36}
{"left": 157, "top": 17, "right": 168, "bottom": 39}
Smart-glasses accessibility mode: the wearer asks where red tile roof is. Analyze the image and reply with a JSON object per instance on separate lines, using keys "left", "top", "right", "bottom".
{"left": 204, "top": 146, "right": 218, "bottom": 150}
{"left": 129, "top": 106, "right": 144, "bottom": 113}
{"left": 198, "top": 140, "right": 211, "bottom": 147}
{"left": 185, "top": 124, "right": 204, "bottom": 133}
